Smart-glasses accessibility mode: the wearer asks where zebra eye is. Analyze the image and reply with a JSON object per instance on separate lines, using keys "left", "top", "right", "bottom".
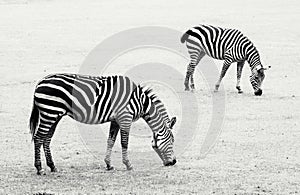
{"left": 151, "top": 140, "right": 155, "bottom": 146}
{"left": 152, "top": 139, "right": 158, "bottom": 148}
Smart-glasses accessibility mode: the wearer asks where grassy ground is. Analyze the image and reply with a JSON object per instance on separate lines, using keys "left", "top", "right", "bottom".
{"left": 0, "top": 0, "right": 299, "bottom": 194}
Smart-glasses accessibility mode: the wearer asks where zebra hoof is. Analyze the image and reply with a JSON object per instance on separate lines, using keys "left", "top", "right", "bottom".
{"left": 51, "top": 167, "right": 58, "bottom": 172}
{"left": 126, "top": 166, "right": 133, "bottom": 171}
{"left": 254, "top": 89, "right": 262, "bottom": 96}
{"left": 214, "top": 85, "right": 220, "bottom": 92}
{"left": 37, "top": 169, "right": 46, "bottom": 175}
{"left": 106, "top": 165, "right": 114, "bottom": 171}
{"left": 185, "top": 87, "right": 190, "bottom": 91}
{"left": 190, "top": 84, "right": 195, "bottom": 90}
{"left": 236, "top": 86, "right": 243, "bottom": 93}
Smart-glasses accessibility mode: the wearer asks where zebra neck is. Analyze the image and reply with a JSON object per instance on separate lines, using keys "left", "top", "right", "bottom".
{"left": 246, "top": 45, "right": 262, "bottom": 71}
{"left": 140, "top": 86, "right": 168, "bottom": 133}
{"left": 127, "top": 86, "right": 143, "bottom": 118}
{"left": 153, "top": 100, "right": 170, "bottom": 124}
{"left": 146, "top": 101, "right": 167, "bottom": 133}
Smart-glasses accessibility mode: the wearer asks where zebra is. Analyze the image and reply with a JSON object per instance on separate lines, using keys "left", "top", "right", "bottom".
{"left": 181, "top": 24, "right": 269, "bottom": 96}
{"left": 29, "top": 73, "right": 177, "bottom": 175}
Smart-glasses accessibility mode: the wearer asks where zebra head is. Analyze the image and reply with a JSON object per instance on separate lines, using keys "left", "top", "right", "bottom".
{"left": 250, "top": 65, "right": 265, "bottom": 96}
{"left": 140, "top": 87, "right": 177, "bottom": 166}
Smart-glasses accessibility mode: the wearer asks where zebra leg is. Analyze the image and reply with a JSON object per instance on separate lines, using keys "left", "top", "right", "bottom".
{"left": 117, "top": 119, "right": 133, "bottom": 170}
{"left": 215, "top": 60, "right": 232, "bottom": 92}
{"left": 34, "top": 137, "right": 45, "bottom": 175}
{"left": 189, "top": 66, "right": 195, "bottom": 91}
{"left": 185, "top": 52, "right": 205, "bottom": 91}
{"left": 185, "top": 55, "right": 198, "bottom": 91}
{"left": 43, "top": 138, "right": 57, "bottom": 172}
{"left": 104, "top": 121, "right": 120, "bottom": 170}
{"left": 190, "top": 52, "right": 205, "bottom": 90}
{"left": 236, "top": 61, "right": 245, "bottom": 93}
{"left": 120, "top": 128, "right": 133, "bottom": 170}
{"left": 33, "top": 112, "right": 62, "bottom": 175}
{"left": 43, "top": 116, "right": 61, "bottom": 172}
{"left": 184, "top": 66, "right": 192, "bottom": 91}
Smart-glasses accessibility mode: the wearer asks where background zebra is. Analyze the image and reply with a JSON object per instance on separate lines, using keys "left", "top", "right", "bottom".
{"left": 181, "top": 24, "right": 269, "bottom": 96}
{"left": 29, "top": 74, "right": 177, "bottom": 175}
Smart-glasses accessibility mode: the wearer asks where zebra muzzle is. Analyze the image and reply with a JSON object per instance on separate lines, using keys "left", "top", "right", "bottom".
{"left": 164, "top": 158, "right": 177, "bottom": 166}
{"left": 254, "top": 89, "right": 262, "bottom": 96}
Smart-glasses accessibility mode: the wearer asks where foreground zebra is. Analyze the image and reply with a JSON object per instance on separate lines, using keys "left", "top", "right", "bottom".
{"left": 29, "top": 74, "right": 177, "bottom": 175}
{"left": 181, "top": 24, "right": 268, "bottom": 95}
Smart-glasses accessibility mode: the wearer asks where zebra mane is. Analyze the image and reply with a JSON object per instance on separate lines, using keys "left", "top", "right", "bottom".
{"left": 141, "top": 86, "right": 161, "bottom": 104}
{"left": 140, "top": 86, "right": 173, "bottom": 128}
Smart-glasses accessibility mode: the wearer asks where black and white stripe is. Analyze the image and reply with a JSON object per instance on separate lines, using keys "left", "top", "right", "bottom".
{"left": 181, "top": 24, "right": 266, "bottom": 95}
{"left": 29, "top": 73, "right": 176, "bottom": 175}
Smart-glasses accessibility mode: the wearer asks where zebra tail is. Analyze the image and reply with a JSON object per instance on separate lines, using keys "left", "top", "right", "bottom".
{"left": 29, "top": 101, "right": 39, "bottom": 141}
{"left": 180, "top": 30, "right": 192, "bottom": 43}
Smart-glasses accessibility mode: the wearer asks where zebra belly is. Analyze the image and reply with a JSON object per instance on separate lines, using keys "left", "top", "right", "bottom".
{"left": 67, "top": 113, "right": 112, "bottom": 125}
{"left": 205, "top": 53, "right": 225, "bottom": 60}
{"left": 65, "top": 103, "right": 114, "bottom": 124}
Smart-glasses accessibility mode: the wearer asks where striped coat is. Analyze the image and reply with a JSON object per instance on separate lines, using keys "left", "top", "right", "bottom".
{"left": 181, "top": 24, "right": 266, "bottom": 95}
{"left": 29, "top": 74, "right": 176, "bottom": 174}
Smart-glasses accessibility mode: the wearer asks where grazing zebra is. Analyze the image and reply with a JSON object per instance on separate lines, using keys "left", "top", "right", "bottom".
{"left": 181, "top": 24, "right": 268, "bottom": 95}
{"left": 29, "top": 73, "right": 177, "bottom": 175}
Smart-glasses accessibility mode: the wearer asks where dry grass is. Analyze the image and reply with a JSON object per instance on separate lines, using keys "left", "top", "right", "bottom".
{"left": 0, "top": 0, "right": 299, "bottom": 194}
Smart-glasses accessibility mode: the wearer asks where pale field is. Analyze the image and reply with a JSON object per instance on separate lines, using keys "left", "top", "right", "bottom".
{"left": 0, "top": 0, "right": 299, "bottom": 194}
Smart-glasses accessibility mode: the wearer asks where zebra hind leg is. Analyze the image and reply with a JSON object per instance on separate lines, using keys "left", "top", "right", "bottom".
{"left": 184, "top": 71, "right": 190, "bottom": 91}
{"left": 34, "top": 137, "right": 46, "bottom": 175}
{"left": 187, "top": 51, "right": 205, "bottom": 91}
{"left": 43, "top": 117, "right": 61, "bottom": 173}
{"left": 43, "top": 138, "right": 57, "bottom": 172}
{"left": 185, "top": 64, "right": 196, "bottom": 91}
{"left": 43, "top": 115, "right": 63, "bottom": 172}
{"left": 104, "top": 121, "right": 120, "bottom": 170}
{"left": 34, "top": 112, "right": 62, "bottom": 175}
{"left": 190, "top": 75, "right": 195, "bottom": 91}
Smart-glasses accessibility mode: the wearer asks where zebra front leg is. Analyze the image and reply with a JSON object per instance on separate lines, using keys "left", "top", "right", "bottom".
{"left": 120, "top": 127, "right": 133, "bottom": 170}
{"left": 43, "top": 138, "right": 57, "bottom": 172}
{"left": 104, "top": 121, "right": 120, "bottom": 170}
{"left": 34, "top": 137, "right": 46, "bottom": 175}
{"left": 215, "top": 60, "right": 232, "bottom": 92}
{"left": 236, "top": 61, "right": 245, "bottom": 93}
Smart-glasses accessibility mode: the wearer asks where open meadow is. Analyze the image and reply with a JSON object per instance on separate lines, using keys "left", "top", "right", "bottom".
{"left": 0, "top": 0, "right": 299, "bottom": 194}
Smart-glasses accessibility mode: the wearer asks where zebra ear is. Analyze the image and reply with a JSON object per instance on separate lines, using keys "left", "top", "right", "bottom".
{"left": 169, "top": 117, "right": 177, "bottom": 129}
{"left": 263, "top": 65, "right": 271, "bottom": 70}
{"left": 151, "top": 139, "right": 156, "bottom": 147}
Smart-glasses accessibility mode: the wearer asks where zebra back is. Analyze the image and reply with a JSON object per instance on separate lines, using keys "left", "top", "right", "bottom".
{"left": 182, "top": 24, "right": 263, "bottom": 68}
